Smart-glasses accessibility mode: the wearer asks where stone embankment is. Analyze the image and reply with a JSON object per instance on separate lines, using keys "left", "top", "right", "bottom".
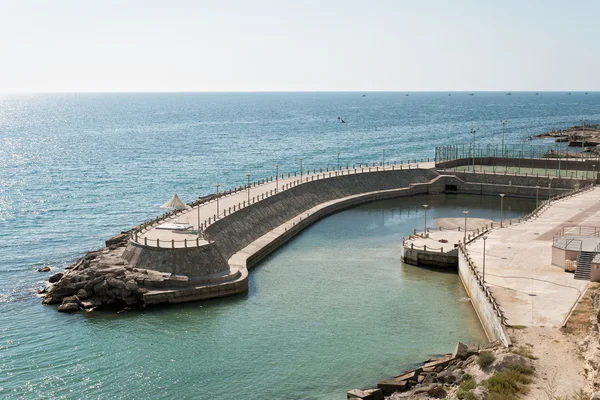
{"left": 347, "top": 341, "right": 535, "bottom": 400}
{"left": 40, "top": 233, "right": 162, "bottom": 311}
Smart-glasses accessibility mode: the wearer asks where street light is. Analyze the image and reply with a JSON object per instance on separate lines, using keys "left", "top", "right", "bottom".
{"left": 337, "top": 152, "right": 341, "bottom": 171}
{"left": 216, "top": 184, "right": 221, "bottom": 218}
{"left": 501, "top": 120, "right": 508, "bottom": 156}
{"left": 275, "top": 165, "right": 279, "bottom": 192}
{"left": 482, "top": 235, "right": 488, "bottom": 283}
{"left": 382, "top": 149, "right": 385, "bottom": 167}
{"left": 499, "top": 194, "right": 505, "bottom": 227}
{"left": 463, "top": 210, "right": 469, "bottom": 242}
{"left": 471, "top": 128, "right": 478, "bottom": 172}
{"left": 197, "top": 198, "right": 202, "bottom": 238}
{"left": 548, "top": 178, "right": 553, "bottom": 200}
{"left": 535, "top": 186, "right": 539, "bottom": 208}
{"left": 300, "top": 157, "right": 303, "bottom": 179}
{"left": 423, "top": 204, "right": 429, "bottom": 237}
{"left": 247, "top": 174, "right": 251, "bottom": 203}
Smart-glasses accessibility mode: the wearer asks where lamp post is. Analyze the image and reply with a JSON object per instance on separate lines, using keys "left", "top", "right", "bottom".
{"left": 247, "top": 174, "right": 251, "bottom": 203}
{"left": 197, "top": 198, "right": 202, "bottom": 238}
{"left": 216, "top": 184, "right": 221, "bottom": 218}
{"left": 593, "top": 164, "right": 596, "bottom": 181}
{"left": 548, "top": 178, "right": 552, "bottom": 200}
{"left": 581, "top": 119, "right": 585, "bottom": 149}
{"left": 482, "top": 235, "right": 488, "bottom": 283}
{"left": 382, "top": 149, "right": 385, "bottom": 167}
{"left": 501, "top": 120, "right": 508, "bottom": 156}
{"left": 423, "top": 204, "right": 429, "bottom": 237}
{"left": 499, "top": 194, "right": 505, "bottom": 227}
{"left": 471, "top": 128, "right": 478, "bottom": 172}
{"left": 300, "top": 157, "right": 303, "bottom": 179}
{"left": 275, "top": 165, "right": 279, "bottom": 192}
{"left": 535, "top": 185, "right": 539, "bottom": 208}
{"left": 463, "top": 210, "right": 469, "bottom": 242}
{"left": 337, "top": 152, "right": 341, "bottom": 171}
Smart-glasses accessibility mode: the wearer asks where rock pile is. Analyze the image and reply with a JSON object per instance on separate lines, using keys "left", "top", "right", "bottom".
{"left": 579, "top": 289, "right": 600, "bottom": 394}
{"left": 347, "top": 341, "right": 505, "bottom": 400}
{"left": 40, "top": 236, "right": 175, "bottom": 312}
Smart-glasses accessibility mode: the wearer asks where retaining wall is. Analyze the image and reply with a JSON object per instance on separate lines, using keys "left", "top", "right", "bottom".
{"left": 457, "top": 246, "right": 510, "bottom": 346}
{"left": 205, "top": 169, "right": 439, "bottom": 260}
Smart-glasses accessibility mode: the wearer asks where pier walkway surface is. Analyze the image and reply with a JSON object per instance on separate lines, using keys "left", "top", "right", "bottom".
{"left": 465, "top": 188, "right": 600, "bottom": 327}
{"left": 139, "top": 162, "right": 435, "bottom": 246}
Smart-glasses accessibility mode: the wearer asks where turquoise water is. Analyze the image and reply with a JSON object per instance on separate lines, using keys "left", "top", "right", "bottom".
{"left": 0, "top": 92, "right": 596, "bottom": 398}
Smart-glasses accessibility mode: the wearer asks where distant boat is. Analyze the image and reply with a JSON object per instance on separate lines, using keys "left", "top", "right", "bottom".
{"left": 535, "top": 92, "right": 539, "bottom": 95}
{"left": 585, "top": 92, "right": 589, "bottom": 95}
{"left": 362, "top": 94, "right": 366, "bottom": 97}
{"left": 405, "top": 94, "right": 409, "bottom": 96}
{"left": 469, "top": 93, "right": 474, "bottom": 96}
{"left": 448, "top": 94, "right": 451, "bottom": 96}
{"left": 568, "top": 92, "right": 572, "bottom": 95}
{"left": 506, "top": 93, "right": 512, "bottom": 95}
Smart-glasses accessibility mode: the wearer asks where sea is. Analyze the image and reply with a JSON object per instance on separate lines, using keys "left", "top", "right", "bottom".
{"left": 1, "top": 92, "right": 598, "bottom": 399}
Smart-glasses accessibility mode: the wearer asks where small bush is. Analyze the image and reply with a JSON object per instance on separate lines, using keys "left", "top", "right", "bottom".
{"left": 478, "top": 352, "right": 496, "bottom": 369}
{"left": 457, "top": 377, "right": 477, "bottom": 400}
{"left": 510, "top": 346, "right": 539, "bottom": 360}
{"left": 483, "top": 364, "right": 533, "bottom": 400}
{"left": 461, "top": 373, "right": 473, "bottom": 382}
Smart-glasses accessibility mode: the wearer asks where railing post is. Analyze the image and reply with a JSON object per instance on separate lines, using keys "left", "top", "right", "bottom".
{"left": 144, "top": 237, "right": 147, "bottom": 246}
{"left": 172, "top": 239, "right": 174, "bottom": 248}
{"left": 157, "top": 238, "right": 160, "bottom": 248}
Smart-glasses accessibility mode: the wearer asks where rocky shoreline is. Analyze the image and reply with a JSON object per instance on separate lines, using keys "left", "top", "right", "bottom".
{"left": 347, "top": 341, "right": 536, "bottom": 400}
{"left": 39, "top": 231, "right": 171, "bottom": 312}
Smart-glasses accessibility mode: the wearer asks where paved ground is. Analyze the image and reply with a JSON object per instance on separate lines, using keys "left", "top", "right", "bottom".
{"left": 407, "top": 218, "right": 494, "bottom": 252}
{"left": 465, "top": 188, "right": 600, "bottom": 327}
{"left": 139, "top": 161, "right": 436, "bottom": 247}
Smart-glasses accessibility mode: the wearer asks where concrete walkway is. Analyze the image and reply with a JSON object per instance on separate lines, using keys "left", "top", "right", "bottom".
{"left": 465, "top": 188, "right": 600, "bottom": 327}
{"left": 139, "top": 162, "right": 435, "bottom": 247}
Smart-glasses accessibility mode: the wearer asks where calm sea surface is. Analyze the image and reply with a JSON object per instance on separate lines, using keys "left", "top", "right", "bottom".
{"left": 1, "top": 92, "right": 598, "bottom": 399}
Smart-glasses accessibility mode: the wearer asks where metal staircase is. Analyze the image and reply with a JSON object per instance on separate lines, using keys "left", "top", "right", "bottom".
{"left": 575, "top": 251, "right": 594, "bottom": 280}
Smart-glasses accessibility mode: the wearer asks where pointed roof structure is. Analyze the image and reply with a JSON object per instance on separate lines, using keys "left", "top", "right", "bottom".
{"left": 160, "top": 194, "right": 188, "bottom": 210}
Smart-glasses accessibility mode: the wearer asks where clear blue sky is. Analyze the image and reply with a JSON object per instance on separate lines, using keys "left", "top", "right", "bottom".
{"left": 0, "top": 0, "right": 598, "bottom": 92}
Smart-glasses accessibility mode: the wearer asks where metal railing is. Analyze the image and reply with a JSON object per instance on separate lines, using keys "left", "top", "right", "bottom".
{"left": 436, "top": 143, "right": 600, "bottom": 163}
{"left": 132, "top": 161, "right": 432, "bottom": 248}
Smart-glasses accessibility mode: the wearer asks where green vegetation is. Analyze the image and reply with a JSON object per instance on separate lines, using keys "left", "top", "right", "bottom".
{"left": 482, "top": 365, "right": 533, "bottom": 400}
{"left": 477, "top": 352, "right": 495, "bottom": 369}
{"left": 457, "top": 364, "right": 534, "bottom": 400}
{"left": 510, "top": 346, "right": 539, "bottom": 360}
{"left": 456, "top": 376, "right": 476, "bottom": 400}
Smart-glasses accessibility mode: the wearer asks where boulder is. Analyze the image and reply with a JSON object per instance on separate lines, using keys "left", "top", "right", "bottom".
{"left": 76, "top": 289, "right": 90, "bottom": 300}
{"left": 489, "top": 353, "right": 532, "bottom": 373}
{"left": 80, "top": 297, "right": 102, "bottom": 309}
{"left": 436, "top": 369, "right": 456, "bottom": 383}
{"left": 412, "top": 384, "right": 446, "bottom": 398}
{"left": 453, "top": 342, "right": 469, "bottom": 359}
{"left": 377, "top": 378, "right": 408, "bottom": 395}
{"left": 49, "top": 272, "right": 64, "bottom": 283}
{"left": 38, "top": 266, "right": 51, "bottom": 272}
{"left": 471, "top": 386, "right": 489, "bottom": 400}
{"left": 125, "top": 280, "right": 139, "bottom": 291}
{"left": 396, "top": 368, "right": 421, "bottom": 382}
{"left": 57, "top": 302, "right": 80, "bottom": 312}
{"left": 467, "top": 344, "right": 479, "bottom": 357}
{"left": 347, "top": 389, "right": 383, "bottom": 400}
{"left": 62, "top": 295, "right": 79, "bottom": 304}
{"left": 106, "top": 277, "right": 127, "bottom": 290}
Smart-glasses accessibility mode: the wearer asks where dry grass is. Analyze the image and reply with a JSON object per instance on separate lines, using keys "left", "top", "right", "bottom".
{"left": 561, "top": 283, "right": 599, "bottom": 340}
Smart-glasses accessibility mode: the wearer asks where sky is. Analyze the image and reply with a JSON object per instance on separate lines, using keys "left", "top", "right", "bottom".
{"left": 0, "top": 0, "right": 598, "bottom": 93}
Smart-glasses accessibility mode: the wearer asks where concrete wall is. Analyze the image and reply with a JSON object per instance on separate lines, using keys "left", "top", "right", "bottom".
{"left": 123, "top": 240, "right": 230, "bottom": 277}
{"left": 457, "top": 245, "right": 510, "bottom": 346}
{"left": 205, "top": 169, "right": 439, "bottom": 260}
{"left": 402, "top": 247, "right": 458, "bottom": 268}
{"left": 453, "top": 172, "right": 591, "bottom": 191}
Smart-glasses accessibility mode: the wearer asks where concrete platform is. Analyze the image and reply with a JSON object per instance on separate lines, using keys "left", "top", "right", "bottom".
{"left": 464, "top": 188, "right": 600, "bottom": 327}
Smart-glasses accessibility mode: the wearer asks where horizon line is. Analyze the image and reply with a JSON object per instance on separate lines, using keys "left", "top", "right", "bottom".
{"left": 0, "top": 90, "right": 597, "bottom": 95}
